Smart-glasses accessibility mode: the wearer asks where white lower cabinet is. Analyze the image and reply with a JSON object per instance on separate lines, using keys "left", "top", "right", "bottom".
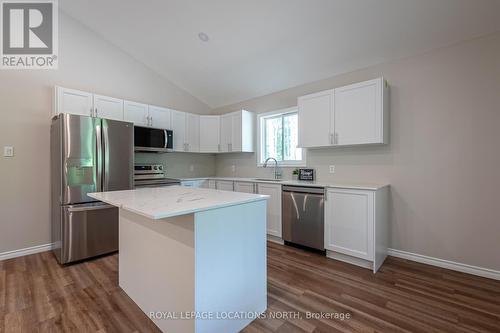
{"left": 257, "top": 183, "right": 282, "bottom": 238}
{"left": 324, "top": 187, "right": 388, "bottom": 272}
{"left": 181, "top": 180, "right": 206, "bottom": 188}
{"left": 234, "top": 181, "right": 255, "bottom": 193}
{"left": 215, "top": 180, "right": 234, "bottom": 191}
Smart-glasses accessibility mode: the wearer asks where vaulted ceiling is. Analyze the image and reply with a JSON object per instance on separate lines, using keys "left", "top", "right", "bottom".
{"left": 60, "top": 0, "right": 500, "bottom": 108}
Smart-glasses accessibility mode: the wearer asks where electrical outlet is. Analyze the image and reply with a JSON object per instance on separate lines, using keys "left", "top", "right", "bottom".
{"left": 231, "top": 165, "right": 236, "bottom": 172}
{"left": 3, "top": 146, "right": 14, "bottom": 157}
{"left": 189, "top": 165, "right": 194, "bottom": 172}
{"left": 329, "top": 165, "right": 335, "bottom": 174}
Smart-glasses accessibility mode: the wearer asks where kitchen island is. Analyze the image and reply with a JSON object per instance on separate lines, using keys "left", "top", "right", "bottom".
{"left": 89, "top": 186, "right": 268, "bottom": 333}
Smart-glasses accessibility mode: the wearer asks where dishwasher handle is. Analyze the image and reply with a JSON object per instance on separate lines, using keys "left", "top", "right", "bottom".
{"left": 282, "top": 185, "right": 324, "bottom": 194}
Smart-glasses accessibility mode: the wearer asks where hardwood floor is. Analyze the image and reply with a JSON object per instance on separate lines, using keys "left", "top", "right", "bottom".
{"left": 1, "top": 242, "right": 499, "bottom": 332}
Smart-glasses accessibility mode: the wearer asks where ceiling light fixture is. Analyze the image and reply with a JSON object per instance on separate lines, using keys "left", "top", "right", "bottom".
{"left": 198, "top": 32, "right": 209, "bottom": 42}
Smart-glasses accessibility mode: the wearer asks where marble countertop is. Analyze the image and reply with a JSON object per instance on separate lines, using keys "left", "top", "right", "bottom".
{"left": 180, "top": 177, "right": 389, "bottom": 191}
{"left": 88, "top": 186, "right": 268, "bottom": 220}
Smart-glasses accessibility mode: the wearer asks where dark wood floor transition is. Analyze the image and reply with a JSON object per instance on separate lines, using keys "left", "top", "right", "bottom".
{"left": 1, "top": 242, "right": 499, "bottom": 332}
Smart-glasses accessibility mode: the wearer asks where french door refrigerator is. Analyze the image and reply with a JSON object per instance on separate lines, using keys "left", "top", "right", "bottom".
{"left": 51, "top": 113, "right": 133, "bottom": 264}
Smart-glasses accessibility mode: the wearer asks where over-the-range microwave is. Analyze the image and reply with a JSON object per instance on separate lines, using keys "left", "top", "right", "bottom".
{"left": 134, "top": 126, "right": 173, "bottom": 153}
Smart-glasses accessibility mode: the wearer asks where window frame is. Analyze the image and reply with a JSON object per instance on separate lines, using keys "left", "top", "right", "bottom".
{"left": 256, "top": 106, "right": 306, "bottom": 167}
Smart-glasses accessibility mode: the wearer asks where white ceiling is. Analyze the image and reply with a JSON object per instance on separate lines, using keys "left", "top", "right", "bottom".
{"left": 60, "top": 0, "right": 500, "bottom": 108}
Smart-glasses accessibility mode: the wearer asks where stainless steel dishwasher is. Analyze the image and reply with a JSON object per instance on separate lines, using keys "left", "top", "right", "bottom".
{"left": 282, "top": 185, "right": 325, "bottom": 251}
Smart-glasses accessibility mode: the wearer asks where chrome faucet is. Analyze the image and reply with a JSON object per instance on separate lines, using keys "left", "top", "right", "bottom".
{"left": 263, "top": 157, "right": 282, "bottom": 180}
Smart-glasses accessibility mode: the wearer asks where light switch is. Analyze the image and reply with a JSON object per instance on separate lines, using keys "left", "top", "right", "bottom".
{"left": 329, "top": 165, "right": 335, "bottom": 174}
{"left": 3, "top": 146, "right": 14, "bottom": 157}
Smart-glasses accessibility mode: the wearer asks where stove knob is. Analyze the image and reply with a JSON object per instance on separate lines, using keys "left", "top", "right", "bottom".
{"left": 153, "top": 166, "right": 158, "bottom": 170}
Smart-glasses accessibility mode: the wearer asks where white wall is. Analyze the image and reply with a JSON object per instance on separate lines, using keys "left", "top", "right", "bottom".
{"left": 0, "top": 13, "right": 214, "bottom": 254}
{"left": 212, "top": 32, "right": 500, "bottom": 271}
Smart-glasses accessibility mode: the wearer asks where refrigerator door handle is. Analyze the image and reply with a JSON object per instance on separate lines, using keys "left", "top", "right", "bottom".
{"left": 95, "top": 121, "right": 103, "bottom": 192}
{"left": 102, "top": 121, "right": 110, "bottom": 191}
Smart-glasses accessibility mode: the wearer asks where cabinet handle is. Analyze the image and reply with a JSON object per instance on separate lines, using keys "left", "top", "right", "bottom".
{"left": 94, "top": 108, "right": 98, "bottom": 117}
{"left": 149, "top": 116, "right": 153, "bottom": 126}
{"left": 334, "top": 132, "right": 339, "bottom": 144}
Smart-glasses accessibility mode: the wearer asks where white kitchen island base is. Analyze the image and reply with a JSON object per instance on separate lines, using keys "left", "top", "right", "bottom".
{"left": 119, "top": 200, "right": 267, "bottom": 333}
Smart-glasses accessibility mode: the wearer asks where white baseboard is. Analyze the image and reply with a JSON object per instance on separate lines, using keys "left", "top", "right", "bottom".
{"left": 388, "top": 248, "right": 500, "bottom": 281}
{"left": 0, "top": 243, "right": 54, "bottom": 261}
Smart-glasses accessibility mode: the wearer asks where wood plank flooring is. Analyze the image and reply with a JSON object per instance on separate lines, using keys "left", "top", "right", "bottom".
{"left": 1, "top": 242, "right": 499, "bottom": 332}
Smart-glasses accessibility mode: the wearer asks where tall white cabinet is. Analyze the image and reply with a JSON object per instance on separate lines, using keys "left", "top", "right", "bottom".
{"left": 298, "top": 77, "right": 388, "bottom": 148}
{"left": 324, "top": 186, "right": 388, "bottom": 273}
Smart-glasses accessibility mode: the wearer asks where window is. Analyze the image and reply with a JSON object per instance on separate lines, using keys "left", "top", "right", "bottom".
{"left": 257, "top": 107, "right": 305, "bottom": 166}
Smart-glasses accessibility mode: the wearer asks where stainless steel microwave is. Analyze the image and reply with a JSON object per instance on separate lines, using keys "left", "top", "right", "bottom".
{"left": 134, "top": 126, "right": 173, "bottom": 153}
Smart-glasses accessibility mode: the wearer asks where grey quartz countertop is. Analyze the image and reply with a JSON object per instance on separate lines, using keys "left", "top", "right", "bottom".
{"left": 179, "top": 177, "right": 389, "bottom": 191}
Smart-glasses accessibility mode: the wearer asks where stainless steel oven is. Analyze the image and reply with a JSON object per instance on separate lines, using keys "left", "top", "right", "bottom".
{"left": 134, "top": 126, "right": 173, "bottom": 153}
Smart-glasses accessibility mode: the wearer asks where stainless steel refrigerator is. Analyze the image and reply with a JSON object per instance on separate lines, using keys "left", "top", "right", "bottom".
{"left": 51, "top": 113, "right": 133, "bottom": 264}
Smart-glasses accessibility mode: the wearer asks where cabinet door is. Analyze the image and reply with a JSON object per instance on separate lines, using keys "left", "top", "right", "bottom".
{"left": 298, "top": 89, "right": 333, "bottom": 148}
{"left": 216, "top": 181, "right": 234, "bottom": 191}
{"left": 325, "top": 189, "right": 374, "bottom": 260}
{"left": 234, "top": 182, "right": 255, "bottom": 193}
{"left": 257, "top": 183, "right": 282, "bottom": 238}
{"left": 181, "top": 180, "right": 205, "bottom": 188}
{"left": 220, "top": 114, "right": 232, "bottom": 152}
{"left": 56, "top": 87, "right": 93, "bottom": 117}
{"left": 231, "top": 111, "right": 242, "bottom": 152}
{"left": 93, "top": 94, "right": 124, "bottom": 121}
{"left": 185, "top": 113, "right": 200, "bottom": 152}
{"left": 334, "top": 78, "right": 383, "bottom": 145}
{"left": 123, "top": 101, "right": 149, "bottom": 126}
{"left": 171, "top": 110, "right": 186, "bottom": 152}
{"left": 199, "top": 116, "right": 221, "bottom": 152}
{"left": 149, "top": 106, "right": 171, "bottom": 129}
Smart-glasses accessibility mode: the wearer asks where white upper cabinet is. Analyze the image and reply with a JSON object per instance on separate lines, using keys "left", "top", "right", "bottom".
{"left": 149, "top": 106, "right": 171, "bottom": 129}
{"left": 220, "top": 114, "right": 232, "bottom": 152}
{"left": 219, "top": 110, "right": 254, "bottom": 153}
{"left": 93, "top": 94, "right": 124, "bottom": 121}
{"left": 199, "top": 116, "right": 221, "bottom": 153}
{"left": 124, "top": 102, "right": 171, "bottom": 128}
{"left": 185, "top": 113, "right": 200, "bottom": 152}
{"left": 55, "top": 87, "right": 93, "bottom": 117}
{"left": 171, "top": 110, "right": 187, "bottom": 152}
{"left": 298, "top": 89, "right": 334, "bottom": 148}
{"left": 334, "top": 78, "right": 387, "bottom": 145}
{"left": 124, "top": 100, "right": 149, "bottom": 126}
{"left": 298, "top": 77, "right": 388, "bottom": 148}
